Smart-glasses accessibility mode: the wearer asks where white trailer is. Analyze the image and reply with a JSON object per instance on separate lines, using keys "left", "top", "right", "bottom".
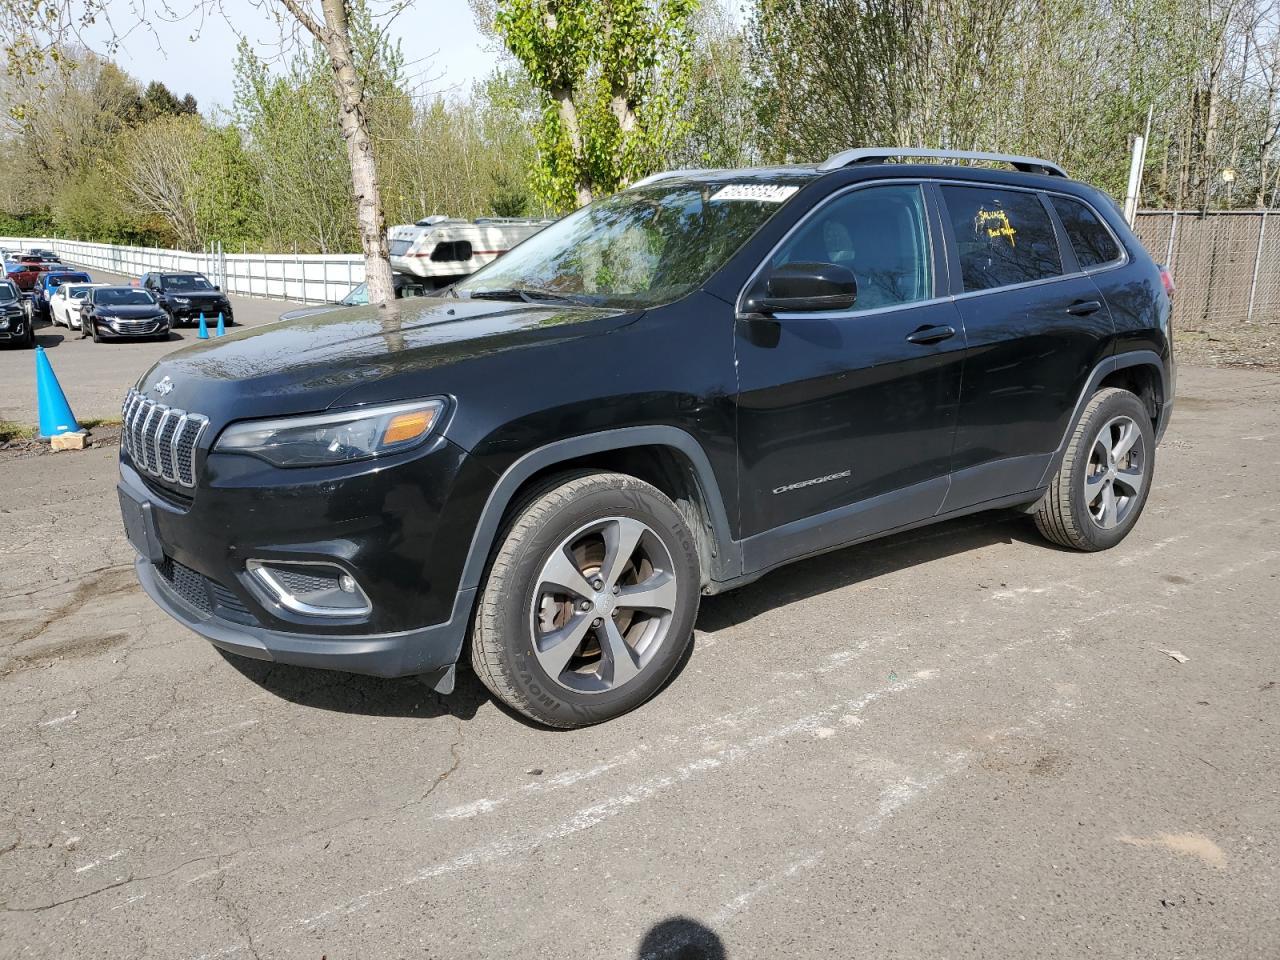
{"left": 387, "top": 216, "right": 553, "bottom": 286}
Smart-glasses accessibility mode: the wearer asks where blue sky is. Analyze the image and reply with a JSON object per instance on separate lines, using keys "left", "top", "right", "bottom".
{"left": 92, "top": 0, "right": 496, "bottom": 114}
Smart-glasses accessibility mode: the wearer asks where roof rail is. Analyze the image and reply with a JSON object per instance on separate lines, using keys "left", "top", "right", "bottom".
{"left": 817, "top": 147, "right": 1068, "bottom": 178}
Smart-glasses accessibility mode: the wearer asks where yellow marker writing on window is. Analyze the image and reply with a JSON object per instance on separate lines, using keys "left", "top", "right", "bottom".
{"left": 975, "top": 208, "right": 1017, "bottom": 247}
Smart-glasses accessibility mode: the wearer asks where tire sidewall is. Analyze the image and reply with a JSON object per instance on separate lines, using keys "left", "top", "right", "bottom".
{"left": 1064, "top": 391, "right": 1155, "bottom": 550}
{"left": 486, "top": 480, "right": 700, "bottom": 727}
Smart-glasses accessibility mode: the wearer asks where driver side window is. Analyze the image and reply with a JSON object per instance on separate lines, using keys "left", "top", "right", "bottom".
{"left": 771, "top": 184, "right": 932, "bottom": 311}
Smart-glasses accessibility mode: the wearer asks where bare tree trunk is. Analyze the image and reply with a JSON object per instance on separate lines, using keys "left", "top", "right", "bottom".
{"left": 278, "top": 0, "right": 394, "bottom": 304}
{"left": 319, "top": 0, "right": 394, "bottom": 303}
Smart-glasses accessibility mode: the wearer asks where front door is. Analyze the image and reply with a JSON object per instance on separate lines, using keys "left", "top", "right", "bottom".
{"left": 734, "top": 182, "right": 966, "bottom": 569}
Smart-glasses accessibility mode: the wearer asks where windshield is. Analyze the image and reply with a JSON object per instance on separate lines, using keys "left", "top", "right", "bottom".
{"left": 67, "top": 286, "right": 94, "bottom": 299}
{"left": 454, "top": 181, "right": 800, "bottom": 308}
{"left": 49, "top": 275, "right": 87, "bottom": 288}
{"left": 162, "top": 274, "right": 213, "bottom": 291}
{"left": 0, "top": 282, "right": 17, "bottom": 300}
{"left": 340, "top": 282, "right": 369, "bottom": 306}
{"left": 95, "top": 289, "right": 156, "bottom": 306}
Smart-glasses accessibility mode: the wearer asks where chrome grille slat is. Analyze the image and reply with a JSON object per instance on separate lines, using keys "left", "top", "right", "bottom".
{"left": 139, "top": 403, "right": 159, "bottom": 473}
{"left": 155, "top": 409, "right": 176, "bottom": 480}
{"left": 121, "top": 389, "right": 206, "bottom": 489}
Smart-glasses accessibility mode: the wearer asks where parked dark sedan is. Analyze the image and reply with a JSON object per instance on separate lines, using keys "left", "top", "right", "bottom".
{"left": 0, "top": 279, "right": 32, "bottom": 348}
{"left": 81, "top": 286, "right": 171, "bottom": 342}
{"left": 140, "top": 272, "right": 234, "bottom": 327}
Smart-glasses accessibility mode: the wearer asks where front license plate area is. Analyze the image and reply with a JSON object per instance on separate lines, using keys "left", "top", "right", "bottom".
{"left": 118, "top": 485, "right": 164, "bottom": 564}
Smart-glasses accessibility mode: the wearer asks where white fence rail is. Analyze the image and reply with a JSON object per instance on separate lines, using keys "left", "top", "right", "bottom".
{"left": 1, "top": 236, "right": 364, "bottom": 304}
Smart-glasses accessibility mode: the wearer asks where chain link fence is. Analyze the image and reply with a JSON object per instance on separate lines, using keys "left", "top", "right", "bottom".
{"left": 1133, "top": 211, "right": 1278, "bottom": 326}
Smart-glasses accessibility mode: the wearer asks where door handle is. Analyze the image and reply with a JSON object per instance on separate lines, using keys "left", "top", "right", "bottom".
{"left": 1066, "top": 300, "right": 1102, "bottom": 316}
{"left": 906, "top": 324, "right": 956, "bottom": 345}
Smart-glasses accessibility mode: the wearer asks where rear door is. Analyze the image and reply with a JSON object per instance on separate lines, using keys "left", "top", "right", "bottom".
{"left": 734, "top": 181, "right": 966, "bottom": 562}
{"left": 936, "top": 182, "right": 1113, "bottom": 510}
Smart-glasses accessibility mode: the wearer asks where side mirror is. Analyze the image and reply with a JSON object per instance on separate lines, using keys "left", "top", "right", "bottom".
{"left": 753, "top": 262, "right": 857, "bottom": 314}
{"left": 214, "top": 285, "right": 221, "bottom": 291}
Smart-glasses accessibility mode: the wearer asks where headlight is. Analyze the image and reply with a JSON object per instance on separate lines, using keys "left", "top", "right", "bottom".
{"left": 0, "top": 319, "right": 8, "bottom": 330}
{"left": 214, "top": 399, "right": 445, "bottom": 467}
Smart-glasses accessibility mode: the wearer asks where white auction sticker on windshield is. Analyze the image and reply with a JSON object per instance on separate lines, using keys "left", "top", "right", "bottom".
{"left": 709, "top": 184, "right": 799, "bottom": 203}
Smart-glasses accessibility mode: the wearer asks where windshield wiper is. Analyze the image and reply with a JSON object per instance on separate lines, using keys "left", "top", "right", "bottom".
{"left": 467, "top": 287, "right": 590, "bottom": 306}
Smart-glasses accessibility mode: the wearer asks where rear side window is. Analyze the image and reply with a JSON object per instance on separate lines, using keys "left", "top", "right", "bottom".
{"left": 770, "top": 184, "right": 932, "bottom": 310}
{"left": 1051, "top": 195, "right": 1122, "bottom": 268}
{"left": 941, "top": 185, "right": 1062, "bottom": 291}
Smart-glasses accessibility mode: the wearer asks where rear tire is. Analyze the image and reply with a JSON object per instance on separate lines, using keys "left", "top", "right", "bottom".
{"left": 471, "top": 471, "right": 701, "bottom": 727}
{"left": 1034, "top": 387, "right": 1155, "bottom": 551}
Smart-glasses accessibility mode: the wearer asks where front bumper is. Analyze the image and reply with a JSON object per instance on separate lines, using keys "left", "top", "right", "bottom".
{"left": 95, "top": 319, "right": 169, "bottom": 338}
{"left": 168, "top": 303, "right": 233, "bottom": 324}
{"left": 135, "top": 552, "right": 474, "bottom": 680}
{"left": 118, "top": 430, "right": 491, "bottom": 680}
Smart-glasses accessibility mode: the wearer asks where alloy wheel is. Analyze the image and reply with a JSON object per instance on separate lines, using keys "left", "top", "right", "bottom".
{"left": 1085, "top": 415, "right": 1146, "bottom": 529}
{"left": 529, "top": 516, "right": 679, "bottom": 694}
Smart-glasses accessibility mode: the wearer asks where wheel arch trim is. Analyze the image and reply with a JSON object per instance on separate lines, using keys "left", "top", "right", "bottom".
{"left": 1038, "top": 349, "right": 1171, "bottom": 488}
{"left": 457, "top": 426, "right": 742, "bottom": 596}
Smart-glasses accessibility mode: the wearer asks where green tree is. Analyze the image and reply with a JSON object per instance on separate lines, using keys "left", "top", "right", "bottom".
{"left": 668, "top": 1, "right": 756, "bottom": 168}
{"left": 1, "top": 0, "right": 403, "bottom": 302}
{"left": 476, "top": 0, "right": 699, "bottom": 210}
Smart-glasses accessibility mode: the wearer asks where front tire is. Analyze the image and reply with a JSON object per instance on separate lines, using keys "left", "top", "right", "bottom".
{"left": 1034, "top": 387, "right": 1155, "bottom": 551}
{"left": 471, "top": 472, "right": 701, "bottom": 727}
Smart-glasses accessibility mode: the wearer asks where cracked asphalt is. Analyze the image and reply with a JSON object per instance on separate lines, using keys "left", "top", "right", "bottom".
{"left": 1, "top": 364, "right": 1278, "bottom": 960}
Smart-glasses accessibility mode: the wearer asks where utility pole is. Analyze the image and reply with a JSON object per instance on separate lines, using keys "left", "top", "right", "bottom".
{"left": 1123, "top": 106, "right": 1154, "bottom": 227}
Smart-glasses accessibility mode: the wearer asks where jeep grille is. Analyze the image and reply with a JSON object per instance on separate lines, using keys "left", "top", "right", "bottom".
{"left": 121, "top": 389, "right": 208, "bottom": 488}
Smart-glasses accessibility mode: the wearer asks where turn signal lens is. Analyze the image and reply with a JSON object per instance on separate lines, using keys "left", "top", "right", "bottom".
{"left": 382, "top": 409, "right": 435, "bottom": 445}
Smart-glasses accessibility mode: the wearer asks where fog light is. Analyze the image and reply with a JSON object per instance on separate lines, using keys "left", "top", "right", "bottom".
{"left": 246, "top": 560, "right": 371, "bottom": 617}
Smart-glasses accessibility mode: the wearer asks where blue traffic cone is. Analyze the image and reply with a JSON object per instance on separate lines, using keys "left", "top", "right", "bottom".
{"left": 215, "top": 312, "right": 226, "bottom": 337}
{"left": 34, "top": 346, "right": 81, "bottom": 439}
{"left": 197, "top": 312, "right": 209, "bottom": 339}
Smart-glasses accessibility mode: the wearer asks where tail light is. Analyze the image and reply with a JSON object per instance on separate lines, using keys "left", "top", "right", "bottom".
{"left": 1158, "top": 264, "right": 1175, "bottom": 298}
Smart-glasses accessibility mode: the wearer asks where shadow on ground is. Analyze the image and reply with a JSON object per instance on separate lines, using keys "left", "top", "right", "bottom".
{"left": 697, "top": 508, "right": 1036, "bottom": 632}
{"left": 636, "top": 917, "right": 726, "bottom": 959}
{"left": 217, "top": 648, "right": 487, "bottom": 721}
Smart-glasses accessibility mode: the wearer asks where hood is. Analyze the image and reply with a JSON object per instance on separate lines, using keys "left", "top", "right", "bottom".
{"left": 277, "top": 304, "right": 341, "bottom": 322}
{"left": 137, "top": 295, "right": 634, "bottom": 424}
{"left": 165, "top": 289, "right": 226, "bottom": 301}
{"left": 97, "top": 304, "right": 167, "bottom": 319}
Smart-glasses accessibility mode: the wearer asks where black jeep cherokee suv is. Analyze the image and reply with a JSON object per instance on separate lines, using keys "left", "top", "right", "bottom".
{"left": 118, "top": 148, "right": 1174, "bottom": 727}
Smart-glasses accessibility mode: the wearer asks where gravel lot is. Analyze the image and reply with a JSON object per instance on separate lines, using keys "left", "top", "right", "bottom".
{"left": 0, "top": 364, "right": 1276, "bottom": 959}
{"left": 0, "top": 268, "right": 301, "bottom": 425}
